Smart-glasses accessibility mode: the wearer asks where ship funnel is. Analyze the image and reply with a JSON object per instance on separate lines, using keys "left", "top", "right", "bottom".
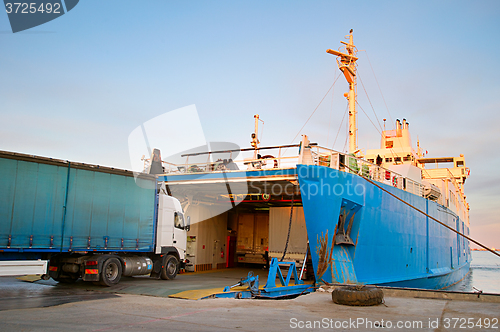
{"left": 396, "top": 119, "right": 402, "bottom": 136}
{"left": 402, "top": 119, "right": 407, "bottom": 129}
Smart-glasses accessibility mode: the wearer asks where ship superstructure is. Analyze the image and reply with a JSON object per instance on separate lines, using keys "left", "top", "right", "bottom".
{"left": 365, "top": 117, "right": 470, "bottom": 234}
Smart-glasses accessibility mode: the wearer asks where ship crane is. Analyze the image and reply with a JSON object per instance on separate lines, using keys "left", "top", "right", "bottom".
{"left": 327, "top": 29, "right": 359, "bottom": 155}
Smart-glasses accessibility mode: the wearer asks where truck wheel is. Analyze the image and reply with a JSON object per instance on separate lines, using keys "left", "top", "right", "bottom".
{"left": 161, "top": 255, "right": 179, "bottom": 280}
{"left": 100, "top": 257, "right": 122, "bottom": 286}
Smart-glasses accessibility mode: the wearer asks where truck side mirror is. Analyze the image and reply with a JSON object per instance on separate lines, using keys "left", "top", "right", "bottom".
{"left": 186, "top": 216, "right": 191, "bottom": 232}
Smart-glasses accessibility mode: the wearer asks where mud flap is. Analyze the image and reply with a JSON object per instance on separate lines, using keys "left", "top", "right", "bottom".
{"left": 150, "top": 258, "right": 163, "bottom": 279}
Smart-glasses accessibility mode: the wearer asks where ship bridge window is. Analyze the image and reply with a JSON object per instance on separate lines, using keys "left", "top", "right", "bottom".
{"left": 394, "top": 157, "right": 402, "bottom": 162}
{"left": 385, "top": 157, "right": 392, "bottom": 162}
{"left": 385, "top": 141, "right": 394, "bottom": 148}
{"left": 456, "top": 161, "right": 464, "bottom": 167}
{"left": 403, "top": 155, "right": 411, "bottom": 161}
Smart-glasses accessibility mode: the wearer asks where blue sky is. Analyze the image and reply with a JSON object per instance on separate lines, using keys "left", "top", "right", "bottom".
{"left": 1, "top": 0, "right": 499, "bottom": 248}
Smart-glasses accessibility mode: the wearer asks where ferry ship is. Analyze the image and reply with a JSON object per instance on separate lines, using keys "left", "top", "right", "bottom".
{"left": 157, "top": 30, "right": 471, "bottom": 289}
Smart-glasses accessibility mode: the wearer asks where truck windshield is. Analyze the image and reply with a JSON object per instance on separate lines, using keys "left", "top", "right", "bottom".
{"left": 174, "top": 212, "right": 184, "bottom": 229}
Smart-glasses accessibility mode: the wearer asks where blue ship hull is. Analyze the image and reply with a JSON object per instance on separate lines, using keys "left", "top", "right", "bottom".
{"left": 297, "top": 164, "right": 471, "bottom": 290}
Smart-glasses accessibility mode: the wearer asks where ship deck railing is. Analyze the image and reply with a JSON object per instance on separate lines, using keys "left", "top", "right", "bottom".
{"left": 307, "top": 145, "right": 424, "bottom": 197}
{"left": 158, "top": 143, "right": 424, "bottom": 197}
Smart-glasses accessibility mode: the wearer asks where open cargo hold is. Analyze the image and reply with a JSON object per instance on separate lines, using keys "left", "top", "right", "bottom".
{"left": 269, "top": 206, "right": 308, "bottom": 263}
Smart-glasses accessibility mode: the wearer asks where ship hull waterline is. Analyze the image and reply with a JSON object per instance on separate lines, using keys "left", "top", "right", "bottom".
{"left": 297, "top": 164, "right": 471, "bottom": 290}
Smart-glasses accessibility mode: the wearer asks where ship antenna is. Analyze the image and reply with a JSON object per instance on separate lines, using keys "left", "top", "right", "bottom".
{"left": 251, "top": 114, "right": 263, "bottom": 159}
{"left": 327, "top": 29, "right": 359, "bottom": 155}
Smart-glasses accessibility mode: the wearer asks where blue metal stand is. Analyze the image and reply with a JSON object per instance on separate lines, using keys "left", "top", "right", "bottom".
{"left": 208, "top": 258, "right": 315, "bottom": 299}
{"left": 264, "top": 258, "right": 303, "bottom": 288}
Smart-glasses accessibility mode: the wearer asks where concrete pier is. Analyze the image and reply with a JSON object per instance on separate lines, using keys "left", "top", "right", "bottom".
{"left": 0, "top": 270, "right": 499, "bottom": 331}
{"left": 0, "top": 288, "right": 498, "bottom": 331}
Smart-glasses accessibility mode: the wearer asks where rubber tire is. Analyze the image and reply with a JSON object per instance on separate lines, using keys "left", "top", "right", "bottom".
{"left": 161, "top": 255, "right": 179, "bottom": 280}
{"left": 99, "top": 257, "right": 122, "bottom": 287}
{"left": 331, "top": 286, "right": 384, "bottom": 306}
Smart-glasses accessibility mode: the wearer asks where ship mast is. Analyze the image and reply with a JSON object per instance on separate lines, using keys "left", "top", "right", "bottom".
{"left": 327, "top": 29, "right": 358, "bottom": 155}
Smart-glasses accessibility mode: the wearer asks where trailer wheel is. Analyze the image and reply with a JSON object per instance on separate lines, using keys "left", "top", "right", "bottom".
{"left": 161, "top": 255, "right": 179, "bottom": 280}
{"left": 331, "top": 285, "right": 383, "bottom": 306}
{"left": 100, "top": 257, "right": 122, "bottom": 286}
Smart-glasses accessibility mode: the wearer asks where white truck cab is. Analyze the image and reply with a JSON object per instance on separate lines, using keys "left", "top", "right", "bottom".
{"left": 156, "top": 193, "right": 188, "bottom": 260}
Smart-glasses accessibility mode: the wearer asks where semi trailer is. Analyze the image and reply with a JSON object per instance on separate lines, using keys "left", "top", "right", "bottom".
{"left": 0, "top": 150, "right": 188, "bottom": 286}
